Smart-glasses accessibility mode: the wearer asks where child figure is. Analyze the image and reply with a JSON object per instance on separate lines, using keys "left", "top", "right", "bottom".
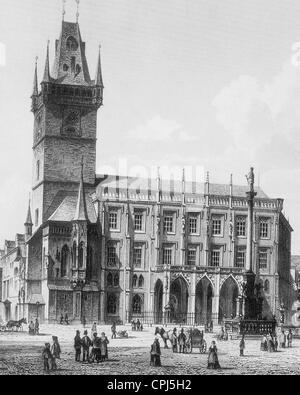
{"left": 42, "top": 343, "right": 52, "bottom": 372}
{"left": 51, "top": 336, "right": 61, "bottom": 370}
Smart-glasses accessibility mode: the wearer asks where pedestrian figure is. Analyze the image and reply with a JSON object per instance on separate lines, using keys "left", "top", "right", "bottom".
{"left": 74, "top": 330, "right": 82, "bottom": 362}
{"left": 207, "top": 341, "right": 221, "bottom": 370}
{"left": 34, "top": 318, "right": 39, "bottom": 335}
{"left": 65, "top": 313, "right": 69, "bottom": 325}
{"left": 224, "top": 329, "right": 229, "bottom": 341}
{"left": 100, "top": 332, "right": 109, "bottom": 362}
{"left": 150, "top": 336, "right": 161, "bottom": 367}
{"left": 42, "top": 343, "right": 52, "bottom": 372}
{"left": 274, "top": 335, "right": 278, "bottom": 352}
{"left": 218, "top": 327, "right": 225, "bottom": 341}
{"left": 239, "top": 335, "right": 245, "bottom": 356}
{"left": 178, "top": 328, "right": 187, "bottom": 354}
{"left": 82, "top": 316, "right": 86, "bottom": 329}
{"left": 91, "top": 332, "right": 101, "bottom": 363}
{"left": 60, "top": 314, "right": 64, "bottom": 325}
{"left": 131, "top": 320, "right": 135, "bottom": 331}
{"left": 29, "top": 321, "right": 35, "bottom": 335}
{"left": 82, "top": 330, "right": 92, "bottom": 363}
{"left": 267, "top": 334, "right": 275, "bottom": 353}
{"left": 260, "top": 335, "right": 268, "bottom": 351}
{"left": 111, "top": 322, "right": 117, "bottom": 339}
{"left": 171, "top": 328, "right": 178, "bottom": 353}
{"left": 91, "top": 322, "right": 97, "bottom": 337}
{"left": 140, "top": 324, "right": 144, "bottom": 331}
{"left": 280, "top": 330, "right": 286, "bottom": 348}
{"left": 287, "top": 329, "right": 293, "bottom": 348}
{"left": 136, "top": 319, "right": 141, "bottom": 331}
{"left": 51, "top": 336, "right": 61, "bottom": 370}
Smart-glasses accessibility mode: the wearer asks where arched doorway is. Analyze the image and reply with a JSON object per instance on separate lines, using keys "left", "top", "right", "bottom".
{"left": 170, "top": 277, "right": 189, "bottom": 324}
{"left": 154, "top": 279, "right": 163, "bottom": 324}
{"left": 219, "top": 277, "right": 239, "bottom": 321}
{"left": 195, "top": 277, "right": 214, "bottom": 325}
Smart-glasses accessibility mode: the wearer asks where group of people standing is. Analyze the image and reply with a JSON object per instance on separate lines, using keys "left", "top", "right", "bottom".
{"left": 74, "top": 329, "right": 110, "bottom": 363}
{"left": 131, "top": 319, "right": 143, "bottom": 331}
{"left": 42, "top": 336, "right": 61, "bottom": 372}
{"left": 260, "top": 329, "right": 293, "bottom": 352}
{"left": 28, "top": 318, "right": 39, "bottom": 335}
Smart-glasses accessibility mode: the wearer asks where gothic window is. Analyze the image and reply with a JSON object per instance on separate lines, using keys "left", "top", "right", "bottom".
{"left": 114, "top": 273, "right": 119, "bottom": 287}
{"left": 61, "top": 245, "right": 69, "bottom": 278}
{"left": 236, "top": 216, "right": 246, "bottom": 237}
{"left": 211, "top": 248, "right": 221, "bottom": 267}
{"left": 259, "top": 249, "right": 268, "bottom": 270}
{"left": 109, "top": 209, "right": 118, "bottom": 230}
{"left": 235, "top": 247, "right": 246, "bottom": 268}
{"left": 107, "top": 244, "right": 117, "bottom": 267}
{"left": 163, "top": 212, "right": 174, "bottom": 233}
{"left": 138, "top": 275, "right": 144, "bottom": 288}
{"left": 212, "top": 216, "right": 222, "bottom": 236}
{"left": 66, "top": 36, "right": 78, "bottom": 51}
{"left": 63, "top": 64, "right": 69, "bottom": 72}
{"left": 132, "top": 294, "right": 142, "bottom": 314}
{"left": 107, "top": 272, "right": 113, "bottom": 287}
{"left": 188, "top": 215, "right": 198, "bottom": 235}
{"left": 133, "top": 245, "right": 142, "bottom": 268}
{"left": 259, "top": 218, "right": 270, "bottom": 239}
{"left": 163, "top": 247, "right": 172, "bottom": 266}
{"left": 78, "top": 242, "right": 84, "bottom": 269}
{"left": 107, "top": 293, "right": 117, "bottom": 315}
{"left": 72, "top": 241, "right": 77, "bottom": 268}
{"left": 132, "top": 274, "right": 138, "bottom": 288}
{"left": 187, "top": 247, "right": 197, "bottom": 266}
{"left": 134, "top": 210, "right": 144, "bottom": 232}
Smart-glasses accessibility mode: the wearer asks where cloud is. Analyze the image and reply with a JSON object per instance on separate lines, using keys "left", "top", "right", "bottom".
{"left": 126, "top": 115, "right": 195, "bottom": 142}
{"left": 212, "top": 60, "right": 300, "bottom": 170}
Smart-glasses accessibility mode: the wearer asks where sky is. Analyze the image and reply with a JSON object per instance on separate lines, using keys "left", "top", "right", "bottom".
{"left": 1, "top": 0, "right": 300, "bottom": 252}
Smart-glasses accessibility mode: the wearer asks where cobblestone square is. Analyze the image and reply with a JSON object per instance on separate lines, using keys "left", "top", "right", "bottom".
{"left": 0, "top": 325, "right": 299, "bottom": 375}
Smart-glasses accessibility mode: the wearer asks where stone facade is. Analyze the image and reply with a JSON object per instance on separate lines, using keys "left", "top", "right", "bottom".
{"left": 1, "top": 18, "right": 295, "bottom": 325}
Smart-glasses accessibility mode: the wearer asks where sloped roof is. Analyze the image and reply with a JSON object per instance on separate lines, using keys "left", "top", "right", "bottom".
{"left": 96, "top": 175, "right": 269, "bottom": 199}
{"left": 48, "top": 193, "right": 97, "bottom": 223}
{"left": 51, "top": 21, "right": 92, "bottom": 86}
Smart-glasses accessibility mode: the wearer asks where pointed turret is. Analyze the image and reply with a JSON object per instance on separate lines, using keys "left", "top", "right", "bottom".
{"left": 43, "top": 41, "right": 51, "bottom": 82}
{"left": 32, "top": 58, "right": 39, "bottom": 97}
{"left": 95, "top": 45, "right": 104, "bottom": 87}
{"left": 24, "top": 200, "right": 33, "bottom": 239}
{"left": 74, "top": 158, "right": 89, "bottom": 222}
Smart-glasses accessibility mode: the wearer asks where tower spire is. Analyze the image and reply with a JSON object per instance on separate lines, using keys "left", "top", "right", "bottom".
{"left": 24, "top": 199, "right": 33, "bottom": 239}
{"left": 62, "top": 0, "right": 66, "bottom": 21}
{"left": 32, "top": 57, "right": 39, "bottom": 96}
{"left": 76, "top": 0, "right": 80, "bottom": 23}
{"left": 95, "top": 45, "right": 104, "bottom": 87}
{"left": 74, "top": 157, "right": 89, "bottom": 221}
{"left": 43, "top": 40, "right": 51, "bottom": 82}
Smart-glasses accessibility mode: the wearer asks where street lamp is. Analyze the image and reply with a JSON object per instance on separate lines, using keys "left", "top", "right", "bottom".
{"left": 36, "top": 301, "right": 40, "bottom": 321}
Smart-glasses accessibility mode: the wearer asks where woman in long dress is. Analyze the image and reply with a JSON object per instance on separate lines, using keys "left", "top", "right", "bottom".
{"left": 207, "top": 341, "right": 221, "bottom": 370}
{"left": 150, "top": 336, "right": 161, "bottom": 367}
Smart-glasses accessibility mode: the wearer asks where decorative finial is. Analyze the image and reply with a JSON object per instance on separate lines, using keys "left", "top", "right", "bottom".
{"left": 75, "top": 0, "right": 80, "bottom": 23}
{"left": 62, "top": 0, "right": 67, "bottom": 21}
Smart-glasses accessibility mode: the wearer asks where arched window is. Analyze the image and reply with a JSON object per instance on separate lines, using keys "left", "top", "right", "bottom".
{"left": 72, "top": 241, "right": 77, "bottom": 268}
{"left": 132, "top": 294, "right": 142, "bottom": 314}
{"left": 107, "top": 293, "right": 117, "bottom": 314}
{"left": 107, "top": 272, "right": 113, "bottom": 287}
{"left": 66, "top": 36, "right": 78, "bottom": 51}
{"left": 61, "top": 245, "right": 69, "bottom": 277}
{"left": 132, "top": 274, "right": 138, "bottom": 288}
{"left": 114, "top": 273, "right": 119, "bottom": 287}
{"left": 78, "top": 242, "right": 84, "bottom": 269}
{"left": 264, "top": 279, "right": 270, "bottom": 293}
{"left": 138, "top": 275, "right": 144, "bottom": 288}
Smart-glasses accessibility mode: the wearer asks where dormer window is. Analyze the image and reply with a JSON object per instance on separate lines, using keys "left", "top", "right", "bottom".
{"left": 66, "top": 36, "right": 78, "bottom": 51}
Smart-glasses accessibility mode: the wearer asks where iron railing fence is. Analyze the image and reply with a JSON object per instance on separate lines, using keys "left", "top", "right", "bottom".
{"left": 126, "top": 311, "right": 219, "bottom": 326}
